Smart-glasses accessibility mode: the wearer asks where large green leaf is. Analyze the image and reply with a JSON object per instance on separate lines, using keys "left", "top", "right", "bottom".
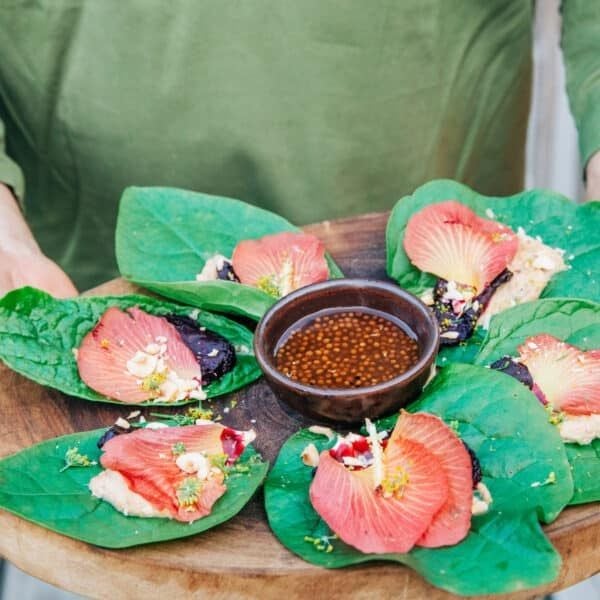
{"left": 0, "top": 429, "right": 268, "bottom": 548}
{"left": 265, "top": 364, "right": 571, "bottom": 595}
{"left": 473, "top": 298, "right": 600, "bottom": 505}
{"left": 116, "top": 187, "right": 344, "bottom": 320}
{"left": 0, "top": 287, "right": 260, "bottom": 406}
{"left": 386, "top": 180, "right": 600, "bottom": 364}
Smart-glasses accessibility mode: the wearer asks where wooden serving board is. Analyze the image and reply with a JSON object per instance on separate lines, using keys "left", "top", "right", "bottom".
{"left": 0, "top": 212, "right": 598, "bottom": 599}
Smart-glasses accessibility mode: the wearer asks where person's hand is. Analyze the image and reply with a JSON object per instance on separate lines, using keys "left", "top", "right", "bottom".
{"left": 0, "top": 243, "right": 78, "bottom": 298}
{"left": 585, "top": 151, "right": 600, "bottom": 201}
{"left": 0, "top": 183, "right": 78, "bottom": 298}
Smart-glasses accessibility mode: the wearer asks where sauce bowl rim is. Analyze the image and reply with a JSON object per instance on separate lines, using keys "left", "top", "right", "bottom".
{"left": 253, "top": 278, "right": 440, "bottom": 400}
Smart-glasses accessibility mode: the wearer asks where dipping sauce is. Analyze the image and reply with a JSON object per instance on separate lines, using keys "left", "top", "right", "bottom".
{"left": 275, "top": 308, "right": 420, "bottom": 389}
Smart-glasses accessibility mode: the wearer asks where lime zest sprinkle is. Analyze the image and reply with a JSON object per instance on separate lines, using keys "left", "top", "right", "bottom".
{"left": 256, "top": 275, "right": 281, "bottom": 298}
{"left": 379, "top": 466, "right": 410, "bottom": 499}
{"left": 304, "top": 534, "right": 338, "bottom": 553}
{"left": 141, "top": 370, "right": 167, "bottom": 393}
{"left": 531, "top": 471, "right": 557, "bottom": 488}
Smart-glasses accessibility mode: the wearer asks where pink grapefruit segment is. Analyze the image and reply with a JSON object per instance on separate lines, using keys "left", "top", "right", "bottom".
{"left": 403, "top": 201, "right": 518, "bottom": 294}
{"left": 310, "top": 437, "right": 448, "bottom": 554}
{"left": 392, "top": 411, "right": 473, "bottom": 548}
{"left": 517, "top": 334, "right": 600, "bottom": 416}
{"left": 100, "top": 424, "right": 253, "bottom": 522}
{"left": 231, "top": 231, "right": 329, "bottom": 297}
{"left": 77, "top": 307, "right": 201, "bottom": 404}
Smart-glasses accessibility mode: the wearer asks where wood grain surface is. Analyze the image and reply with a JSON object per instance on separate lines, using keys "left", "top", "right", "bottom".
{"left": 0, "top": 211, "right": 598, "bottom": 599}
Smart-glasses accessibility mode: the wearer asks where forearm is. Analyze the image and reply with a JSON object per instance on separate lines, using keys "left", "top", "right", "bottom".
{"left": 585, "top": 152, "right": 600, "bottom": 201}
{"left": 0, "top": 182, "right": 39, "bottom": 254}
{"left": 0, "top": 183, "right": 77, "bottom": 297}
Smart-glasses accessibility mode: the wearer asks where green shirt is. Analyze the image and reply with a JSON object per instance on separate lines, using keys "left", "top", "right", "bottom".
{"left": 1, "top": 1, "right": 599, "bottom": 289}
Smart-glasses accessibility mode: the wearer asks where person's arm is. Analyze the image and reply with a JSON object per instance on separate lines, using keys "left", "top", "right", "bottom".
{"left": 560, "top": 1, "right": 600, "bottom": 201}
{"left": 0, "top": 183, "right": 77, "bottom": 297}
{"left": 0, "top": 114, "right": 76, "bottom": 296}
{"left": 585, "top": 151, "right": 600, "bottom": 200}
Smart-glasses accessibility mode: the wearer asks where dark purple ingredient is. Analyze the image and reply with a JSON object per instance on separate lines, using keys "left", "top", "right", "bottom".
{"left": 490, "top": 356, "right": 534, "bottom": 389}
{"left": 463, "top": 442, "right": 482, "bottom": 488}
{"left": 97, "top": 425, "right": 131, "bottom": 449}
{"left": 433, "top": 269, "right": 513, "bottom": 346}
{"left": 166, "top": 315, "right": 236, "bottom": 385}
{"left": 474, "top": 269, "right": 513, "bottom": 307}
{"left": 217, "top": 260, "right": 240, "bottom": 283}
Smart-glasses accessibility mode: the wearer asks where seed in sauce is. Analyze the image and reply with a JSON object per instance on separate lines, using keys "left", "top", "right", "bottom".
{"left": 275, "top": 309, "right": 420, "bottom": 389}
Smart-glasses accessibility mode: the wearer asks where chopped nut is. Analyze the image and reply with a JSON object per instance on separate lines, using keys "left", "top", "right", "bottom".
{"left": 300, "top": 443, "right": 320, "bottom": 467}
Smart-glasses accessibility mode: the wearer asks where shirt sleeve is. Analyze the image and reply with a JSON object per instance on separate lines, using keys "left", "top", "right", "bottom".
{"left": 0, "top": 116, "right": 25, "bottom": 209}
{"left": 561, "top": 1, "right": 600, "bottom": 170}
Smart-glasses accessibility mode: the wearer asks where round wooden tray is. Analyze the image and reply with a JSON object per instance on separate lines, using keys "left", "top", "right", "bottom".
{"left": 0, "top": 212, "right": 598, "bottom": 599}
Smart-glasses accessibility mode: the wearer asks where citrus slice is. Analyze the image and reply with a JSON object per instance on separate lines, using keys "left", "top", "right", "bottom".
{"left": 97, "top": 423, "right": 254, "bottom": 522}
{"left": 403, "top": 201, "right": 518, "bottom": 294}
{"left": 77, "top": 307, "right": 202, "bottom": 403}
{"left": 309, "top": 435, "right": 448, "bottom": 554}
{"left": 231, "top": 231, "right": 329, "bottom": 297}
{"left": 392, "top": 411, "right": 473, "bottom": 547}
{"left": 517, "top": 334, "right": 600, "bottom": 416}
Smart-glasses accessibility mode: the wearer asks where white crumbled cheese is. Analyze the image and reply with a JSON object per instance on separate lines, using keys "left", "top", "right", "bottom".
{"left": 471, "top": 482, "right": 493, "bottom": 515}
{"left": 125, "top": 337, "right": 205, "bottom": 403}
{"left": 479, "top": 229, "right": 566, "bottom": 328}
{"left": 342, "top": 455, "right": 371, "bottom": 468}
{"left": 440, "top": 331, "right": 460, "bottom": 340}
{"left": 241, "top": 430, "right": 257, "bottom": 446}
{"left": 301, "top": 443, "right": 320, "bottom": 467}
{"left": 89, "top": 470, "right": 171, "bottom": 519}
{"left": 532, "top": 255, "right": 556, "bottom": 271}
{"left": 126, "top": 410, "right": 141, "bottom": 420}
{"left": 235, "top": 344, "right": 251, "bottom": 355}
{"left": 145, "top": 422, "right": 169, "bottom": 429}
{"left": 558, "top": 414, "right": 600, "bottom": 445}
{"left": 72, "top": 348, "right": 79, "bottom": 359}
{"left": 308, "top": 425, "right": 336, "bottom": 440}
{"left": 207, "top": 349, "right": 219, "bottom": 358}
{"left": 420, "top": 288, "right": 435, "bottom": 306}
{"left": 195, "top": 254, "right": 231, "bottom": 282}
{"left": 365, "top": 419, "right": 384, "bottom": 489}
{"left": 176, "top": 452, "right": 210, "bottom": 479}
{"left": 485, "top": 208, "right": 496, "bottom": 219}
{"left": 126, "top": 351, "right": 158, "bottom": 378}
{"left": 115, "top": 417, "right": 131, "bottom": 430}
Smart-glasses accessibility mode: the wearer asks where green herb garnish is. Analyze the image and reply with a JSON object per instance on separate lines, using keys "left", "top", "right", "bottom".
{"left": 60, "top": 447, "right": 97, "bottom": 472}
{"left": 176, "top": 477, "right": 203, "bottom": 509}
{"left": 172, "top": 442, "right": 187, "bottom": 456}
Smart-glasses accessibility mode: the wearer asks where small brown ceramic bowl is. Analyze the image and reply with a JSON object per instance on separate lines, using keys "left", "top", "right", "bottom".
{"left": 253, "top": 279, "right": 439, "bottom": 423}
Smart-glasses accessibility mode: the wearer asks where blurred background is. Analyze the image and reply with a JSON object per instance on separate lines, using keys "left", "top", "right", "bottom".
{"left": 0, "top": 1, "right": 597, "bottom": 599}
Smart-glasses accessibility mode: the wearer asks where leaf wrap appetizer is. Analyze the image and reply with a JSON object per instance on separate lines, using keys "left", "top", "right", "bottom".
{"left": 0, "top": 287, "right": 260, "bottom": 406}
{"left": 265, "top": 364, "right": 573, "bottom": 596}
{"left": 474, "top": 298, "right": 600, "bottom": 504}
{"left": 116, "top": 187, "right": 344, "bottom": 320}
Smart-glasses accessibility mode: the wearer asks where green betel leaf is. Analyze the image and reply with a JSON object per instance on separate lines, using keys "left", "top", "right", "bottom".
{"left": 408, "top": 365, "right": 573, "bottom": 523}
{"left": 474, "top": 298, "right": 600, "bottom": 505}
{"left": 116, "top": 187, "right": 344, "bottom": 320}
{"left": 0, "top": 286, "right": 260, "bottom": 406}
{"left": 385, "top": 180, "right": 600, "bottom": 363}
{"left": 0, "top": 429, "right": 268, "bottom": 548}
{"left": 265, "top": 364, "right": 570, "bottom": 595}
